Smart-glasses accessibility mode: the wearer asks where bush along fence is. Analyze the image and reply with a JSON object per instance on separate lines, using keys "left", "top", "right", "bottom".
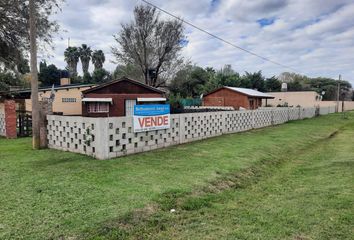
{"left": 47, "top": 106, "right": 336, "bottom": 160}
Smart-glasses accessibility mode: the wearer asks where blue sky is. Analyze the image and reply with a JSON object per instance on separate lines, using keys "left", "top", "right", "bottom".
{"left": 46, "top": 0, "right": 354, "bottom": 86}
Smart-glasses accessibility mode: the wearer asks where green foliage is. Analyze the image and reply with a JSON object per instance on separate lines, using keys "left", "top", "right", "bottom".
{"left": 78, "top": 44, "right": 92, "bottom": 74}
{"left": 92, "top": 68, "right": 112, "bottom": 83}
{"left": 38, "top": 61, "right": 62, "bottom": 86}
{"left": 168, "top": 93, "right": 184, "bottom": 113}
{"left": 17, "top": 57, "right": 30, "bottom": 74}
{"left": 170, "top": 65, "right": 268, "bottom": 97}
{"left": 83, "top": 72, "right": 93, "bottom": 83}
{"left": 169, "top": 65, "right": 209, "bottom": 97}
{"left": 0, "top": 70, "right": 22, "bottom": 91}
{"left": 113, "top": 64, "right": 143, "bottom": 80}
{"left": 92, "top": 50, "right": 105, "bottom": 71}
{"left": 169, "top": 65, "right": 352, "bottom": 101}
{"left": 308, "top": 77, "right": 352, "bottom": 100}
{"left": 242, "top": 71, "right": 266, "bottom": 91}
{"left": 0, "top": 0, "right": 62, "bottom": 69}
{"left": 64, "top": 46, "right": 80, "bottom": 77}
{"left": 265, "top": 76, "right": 281, "bottom": 92}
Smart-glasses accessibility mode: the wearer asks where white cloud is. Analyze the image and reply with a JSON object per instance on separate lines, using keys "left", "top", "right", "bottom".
{"left": 45, "top": 0, "right": 354, "bottom": 86}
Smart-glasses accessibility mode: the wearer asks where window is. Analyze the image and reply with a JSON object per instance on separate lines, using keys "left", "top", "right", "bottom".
{"left": 62, "top": 98, "right": 77, "bottom": 103}
{"left": 88, "top": 102, "right": 109, "bottom": 113}
{"left": 125, "top": 100, "right": 136, "bottom": 116}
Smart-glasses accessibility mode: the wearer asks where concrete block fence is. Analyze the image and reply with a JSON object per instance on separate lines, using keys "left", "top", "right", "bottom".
{"left": 47, "top": 107, "right": 334, "bottom": 160}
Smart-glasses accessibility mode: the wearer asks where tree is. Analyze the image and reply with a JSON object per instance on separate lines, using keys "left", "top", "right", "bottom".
{"left": 202, "top": 65, "right": 242, "bottom": 93}
{"left": 79, "top": 44, "right": 92, "bottom": 74}
{"left": 169, "top": 65, "right": 208, "bottom": 98}
{"left": 113, "top": 63, "right": 143, "bottom": 80}
{"left": 242, "top": 71, "right": 265, "bottom": 91}
{"left": 92, "top": 68, "right": 111, "bottom": 83}
{"left": 64, "top": 46, "right": 80, "bottom": 77}
{"left": 265, "top": 76, "right": 281, "bottom": 92}
{"left": 29, "top": 0, "right": 40, "bottom": 149}
{"left": 82, "top": 72, "right": 92, "bottom": 83}
{"left": 38, "top": 61, "right": 61, "bottom": 86}
{"left": 0, "top": 71, "right": 23, "bottom": 92}
{"left": 92, "top": 50, "right": 105, "bottom": 70}
{"left": 112, "top": 4, "right": 185, "bottom": 87}
{"left": 0, "top": 0, "right": 61, "bottom": 70}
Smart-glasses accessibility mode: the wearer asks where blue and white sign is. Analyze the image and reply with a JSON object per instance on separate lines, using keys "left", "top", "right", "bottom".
{"left": 133, "top": 104, "right": 170, "bottom": 132}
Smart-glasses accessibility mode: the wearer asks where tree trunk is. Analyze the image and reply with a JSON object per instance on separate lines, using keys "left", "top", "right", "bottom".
{"left": 29, "top": 0, "right": 40, "bottom": 149}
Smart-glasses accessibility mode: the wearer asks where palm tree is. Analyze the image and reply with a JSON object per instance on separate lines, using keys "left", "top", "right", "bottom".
{"left": 64, "top": 46, "right": 80, "bottom": 77}
{"left": 79, "top": 44, "right": 92, "bottom": 74}
{"left": 92, "top": 50, "right": 105, "bottom": 71}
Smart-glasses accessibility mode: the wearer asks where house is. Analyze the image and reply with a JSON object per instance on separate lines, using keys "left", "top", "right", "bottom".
{"left": 12, "top": 78, "right": 95, "bottom": 115}
{"left": 261, "top": 91, "right": 321, "bottom": 107}
{"left": 202, "top": 86, "right": 274, "bottom": 110}
{"left": 81, "top": 77, "right": 166, "bottom": 117}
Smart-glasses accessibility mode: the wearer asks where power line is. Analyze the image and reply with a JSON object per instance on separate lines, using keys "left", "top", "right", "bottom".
{"left": 141, "top": 0, "right": 302, "bottom": 74}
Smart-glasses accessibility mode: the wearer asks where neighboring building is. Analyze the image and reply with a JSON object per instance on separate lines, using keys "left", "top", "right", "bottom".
{"left": 202, "top": 87, "right": 274, "bottom": 110}
{"left": 81, "top": 77, "right": 166, "bottom": 117}
{"left": 262, "top": 91, "right": 321, "bottom": 107}
{"left": 13, "top": 78, "right": 95, "bottom": 115}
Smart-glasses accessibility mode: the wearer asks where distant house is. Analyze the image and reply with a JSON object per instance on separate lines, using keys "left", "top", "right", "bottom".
{"left": 202, "top": 86, "right": 274, "bottom": 110}
{"left": 81, "top": 77, "right": 166, "bottom": 117}
{"left": 262, "top": 91, "right": 321, "bottom": 107}
{"left": 12, "top": 78, "right": 95, "bottom": 115}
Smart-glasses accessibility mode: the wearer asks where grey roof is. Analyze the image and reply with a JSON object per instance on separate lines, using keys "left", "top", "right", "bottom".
{"left": 12, "top": 83, "right": 95, "bottom": 94}
{"left": 225, "top": 87, "right": 274, "bottom": 98}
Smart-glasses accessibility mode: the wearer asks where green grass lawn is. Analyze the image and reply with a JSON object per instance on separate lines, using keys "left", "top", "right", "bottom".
{"left": 0, "top": 113, "right": 353, "bottom": 239}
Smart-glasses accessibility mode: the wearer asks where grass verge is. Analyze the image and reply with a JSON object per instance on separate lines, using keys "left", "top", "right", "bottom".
{"left": 0, "top": 113, "right": 353, "bottom": 239}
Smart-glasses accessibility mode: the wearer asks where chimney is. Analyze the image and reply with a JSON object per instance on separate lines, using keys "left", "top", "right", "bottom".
{"left": 60, "top": 78, "right": 71, "bottom": 86}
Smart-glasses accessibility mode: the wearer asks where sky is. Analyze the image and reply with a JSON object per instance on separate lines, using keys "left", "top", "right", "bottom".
{"left": 45, "top": 0, "right": 354, "bottom": 86}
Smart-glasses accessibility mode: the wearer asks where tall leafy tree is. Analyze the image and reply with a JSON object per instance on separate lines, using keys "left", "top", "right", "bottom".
{"left": 79, "top": 44, "right": 92, "bottom": 74}
{"left": 242, "top": 71, "right": 266, "bottom": 91}
{"left": 64, "top": 46, "right": 80, "bottom": 77}
{"left": 0, "top": 0, "right": 61, "bottom": 70}
{"left": 0, "top": 71, "right": 23, "bottom": 92}
{"left": 113, "top": 64, "right": 143, "bottom": 80}
{"left": 38, "top": 61, "right": 61, "bottom": 86}
{"left": 112, "top": 4, "right": 185, "bottom": 87}
{"left": 169, "top": 65, "right": 209, "bottom": 97}
{"left": 92, "top": 68, "right": 111, "bottom": 83}
{"left": 265, "top": 76, "right": 281, "bottom": 92}
{"left": 92, "top": 50, "right": 105, "bottom": 70}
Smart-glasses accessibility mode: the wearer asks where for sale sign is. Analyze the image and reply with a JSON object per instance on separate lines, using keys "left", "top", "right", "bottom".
{"left": 133, "top": 104, "right": 170, "bottom": 132}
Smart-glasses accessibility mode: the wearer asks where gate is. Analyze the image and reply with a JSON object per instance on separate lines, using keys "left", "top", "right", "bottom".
{"left": 17, "top": 110, "right": 32, "bottom": 137}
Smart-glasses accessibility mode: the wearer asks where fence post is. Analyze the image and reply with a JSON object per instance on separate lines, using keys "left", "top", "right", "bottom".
{"left": 94, "top": 117, "right": 109, "bottom": 160}
{"left": 4, "top": 100, "right": 17, "bottom": 139}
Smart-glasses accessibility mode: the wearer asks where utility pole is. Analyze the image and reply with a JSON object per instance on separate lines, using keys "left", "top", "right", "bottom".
{"left": 29, "top": 0, "right": 40, "bottom": 149}
{"left": 336, "top": 74, "right": 341, "bottom": 112}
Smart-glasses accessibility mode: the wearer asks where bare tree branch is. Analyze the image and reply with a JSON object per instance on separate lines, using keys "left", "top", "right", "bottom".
{"left": 112, "top": 4, "right": 185, "bottom": 87}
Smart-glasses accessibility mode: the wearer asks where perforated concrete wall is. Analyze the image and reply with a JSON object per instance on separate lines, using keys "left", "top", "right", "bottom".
{"left": 47, "top": 107, "right": 335, "bottom": 159}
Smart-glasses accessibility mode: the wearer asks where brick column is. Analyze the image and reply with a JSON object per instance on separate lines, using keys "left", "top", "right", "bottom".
{"left": 5, "top": 100, "right": 17, "bottom": 139}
